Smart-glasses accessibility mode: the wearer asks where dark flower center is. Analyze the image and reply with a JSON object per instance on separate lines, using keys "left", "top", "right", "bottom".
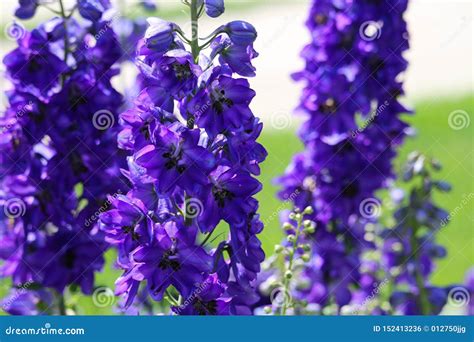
{"left": 314, "top": 14, "right": 328, "bottom": 25}
{"left": 211, "top": 89, "right": 234, "bottom": 114}
{"left": 70, "top": 152, "right": 88, "bottom": 175}
{"left": 68, "top": 84, "right": 88, "bottom": 110}
{"left": 27, "top": 55, "right": 42, "bottom": 73}
{"left": 320, "top": 98, "right": 337, "bottom": 114}
{"left": 368, "top": 56, "right": 385, "bottom": 72}
{"left": 173, "top": 63, "right": 192, "bottom": 80}
{"left": 62, "top": 250, "right": 76, "bottom": 269}
{"left": 342, "top": 181, "right": 359, "bottom": 198}
{"left": 193, "top": 299, "right": 218, "bottom": 315}
{"left": 158, "top": 250, "right": 181, "bottom": 271}
{"left": 121, "top": 225, "right": 139, "bottom": 241}
{"left": 140, "top": 124, "right": 150, "bottom": 140}
{"left": 212, "top": 186, "right": 234, "bottom": 207}
{"left": 339, "top": 33, "right": 355, "bottom": 50}
{"left": 162, "top": 146, "right": 185, "bottom": 173}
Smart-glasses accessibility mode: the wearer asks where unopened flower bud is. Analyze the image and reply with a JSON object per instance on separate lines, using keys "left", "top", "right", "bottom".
{"left": 274, "top": 244, "right": 284, "bottom": 253}
{"left": 301, "top": 254, "right": 310, "bottom": 262}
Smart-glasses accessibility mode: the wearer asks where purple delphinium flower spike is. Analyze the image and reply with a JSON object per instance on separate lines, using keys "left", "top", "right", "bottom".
{"left": 272, "top": 0, "right": 411, "bottom": 313}
{"left": 99, "top": 0, "right": 266, "bottom": 315}
{"left": 1, "top": 1, "right": 125, "bottom": 314}
{"left": 381, "top": 153, "right": 452, "bottom": 315}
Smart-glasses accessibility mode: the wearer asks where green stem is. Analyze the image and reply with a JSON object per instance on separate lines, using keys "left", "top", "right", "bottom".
{"left": 280, "top": 214, "right": 303, "bottom": 315}
{"left": 410, "top": 224, "right": 431, "bottom": 315}
{"left": 58, "top": 0, "right": 69, "bottom": 85}
{"left": 200, "top": 230, "right": 214, "bottom": 247}
{"left": 58, "top": 293, "right": 66, "bottom": 315}
{"left": 190, "top": 0, "right": 200, "bottom": 61}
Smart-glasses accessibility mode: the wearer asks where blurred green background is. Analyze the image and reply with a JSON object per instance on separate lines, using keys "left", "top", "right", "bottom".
{"left": 0, "top": 0, "right": 472, "bottom": 314}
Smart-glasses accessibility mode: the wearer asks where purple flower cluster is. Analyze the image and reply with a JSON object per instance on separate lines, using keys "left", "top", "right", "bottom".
{"left": 275, "top": 0, "right": 411, "bottom": 310}
{"left": 99, "top": 0, "right": 267, "bottom": 315}
{"left": 0, "top": 0, "right": 125, "bottom": 313}
{"left": 381, "top": 153, "right": 451, "bottom": 315}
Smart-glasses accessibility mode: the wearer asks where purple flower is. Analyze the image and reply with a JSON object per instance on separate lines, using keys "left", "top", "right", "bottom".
{"left": 1, "top": 289, "right": 53, "bottom": 315}
{"left": 99, "top": 195, "right": 152, "bottom": 245}
{"left": 144, "top": 18, "right": 176, "bottom": 53}
{"left": 129, "top": 219, "right": 212, "bottom": 301}
{"left": 3, "top": 30, "right": 68, "bottom": 98}
{"left": 198, "top": 165, "right": 262, "bottom": 232}
{"left": 14, "top": 0, "right": 38, "bottom": 19}
{"left": 78, "top": 0, "right": 111, "bottom": 21}
{"left": 148, "top": 49, "right": 201, "bottom": 98}
{"left": 212, "top": 36, "right": 258, "bottom": 77}
{"left": 186, "top": 68, "right": 255, "bottom": 137}
{"left": 140, "top": 0, "right": 157, "bottom": 12}
{"left": 172, "top": 274, "right": 231, "bottom": 315}
{"left": 204, "top": 0, "right": 225, "bottom": 18}
{"left": 224, "top": 21, "right": 257, "bottom": 46}
{"left": 134, "top": 125, "right": 215, "bottom": 193}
